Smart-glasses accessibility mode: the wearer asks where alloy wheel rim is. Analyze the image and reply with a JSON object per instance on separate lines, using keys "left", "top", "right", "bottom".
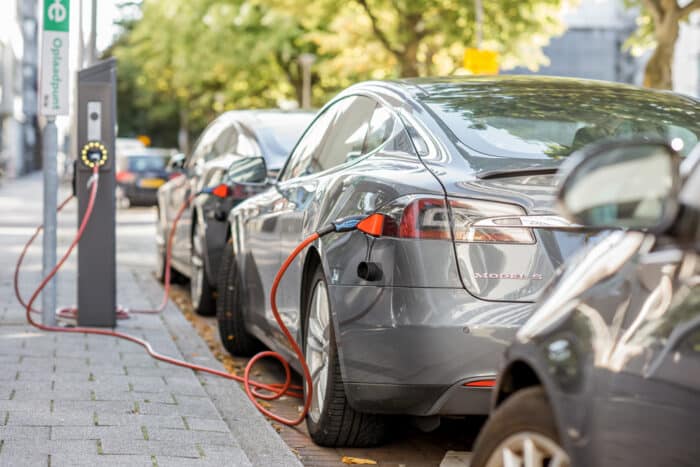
{"left": 305, "top": 279, "right": 331, "bottom": 423}
{"left": 190, "top": 228, "right": 204, "bottom": 306}
{"left": 485, "top": 431, "right": 570, "bottom": 467}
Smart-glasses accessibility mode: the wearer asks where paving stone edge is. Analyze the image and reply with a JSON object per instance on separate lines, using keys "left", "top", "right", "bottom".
{"left": 135, "top": 269, "right": 302, "bottom": 467}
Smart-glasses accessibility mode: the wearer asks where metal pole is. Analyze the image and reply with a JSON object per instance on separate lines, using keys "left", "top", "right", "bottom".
{"left": 475, "top": 0, "right": 483, "bottom": 48}
{"left": 301, "top": 64, "right": 311, "bottom": 110}
{"left": 77, "top": 0, "right": 84, "bottom": 68}
{"left": 42, "top": 117, "right": 58, "bottom": 326}
{"left": 88, "top": 0, "right": 97, "bottom": 65}
{"left": 298, "top": 53, "right": 316, "bottom": 110}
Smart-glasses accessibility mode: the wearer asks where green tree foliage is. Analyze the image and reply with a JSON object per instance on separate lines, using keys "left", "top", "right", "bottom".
{"left": 111, "top": 0, "right": 574, "bottom": 149}
{"left": 625, "top": 0, "right": 700, "bottom": 90}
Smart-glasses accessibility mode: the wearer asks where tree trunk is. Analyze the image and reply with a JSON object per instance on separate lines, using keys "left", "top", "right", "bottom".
{"left": 178, "top": 108, "right": 190, "bottom": 155}
{"left": 398, "top": 40, "right": 420, "bottom": 77}
{"left": 276, "top": 53, "right": 303, "bottom": 108}
{"left": 643, "top": 16, "right": 679, "bottom": 90}
{"left": 292, "top": 63, "right": 304, "bottom": 107}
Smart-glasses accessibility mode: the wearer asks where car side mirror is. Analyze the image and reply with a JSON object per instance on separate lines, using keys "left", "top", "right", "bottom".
{"left": 228, "top": 156, "right": 268, "bottom": 184}
{"left": 169, "top": 153, "right": 186, "bottom": 171}
{"left": 557, "top": 139, "right": 681, "bottom": 233}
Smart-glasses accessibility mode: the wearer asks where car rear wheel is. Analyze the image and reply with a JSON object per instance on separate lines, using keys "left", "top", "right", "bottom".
{"left": 216, "top": 244, "right": 261, "bottom": 356}
{"left": 155, "top": 207, "right": 184, "bottom": 284}
{"left": 116, "top": 186, "right": 130, "bottom": 209}
{"left": 303, "top": 265, "right": 387, "bottom": 447}
{"left": 190, "top": 222, "right": 216, "bottom": 315}
{"left": 470, "top": 387, "right": 570, "bottom": 467}
{"left": 155, "top": 244, "right": 168, "bottom": 283}
{"left": 156, "top": 243, "right": 187, "bottom": 285}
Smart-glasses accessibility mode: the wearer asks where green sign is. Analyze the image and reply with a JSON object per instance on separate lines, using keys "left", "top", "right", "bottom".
{"left": 43, "top": 0, "right": 70, "bottom": 33}
{"left": 40, "top": 0, "right": 70, "bottom": 116}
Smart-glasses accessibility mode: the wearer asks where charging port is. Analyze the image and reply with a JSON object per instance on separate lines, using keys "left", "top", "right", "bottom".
{"left": 80, "top": 141, "right": 108, "bottom": 168}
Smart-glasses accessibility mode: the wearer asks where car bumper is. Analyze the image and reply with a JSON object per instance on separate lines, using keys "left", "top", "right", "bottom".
{"left": 327, "top": 285, "right": 534, "bottom": 416}
{"left": 345, "top": 381, "right": 493, "bottom": 415}
{"left": 120, "top": 185, "right": 158, "bottom": 205}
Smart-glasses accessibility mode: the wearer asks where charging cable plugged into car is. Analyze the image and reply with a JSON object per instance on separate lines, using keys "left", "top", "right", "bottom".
{"left": 15, "top": 173, "right": 386, "bottom": 426}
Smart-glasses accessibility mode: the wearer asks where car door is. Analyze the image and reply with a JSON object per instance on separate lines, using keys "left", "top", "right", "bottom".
{"left": 592, "top": 251, "right": 700, "bottom": 466}
{"left": 170, "top": 120, "right": 235, "bottom": 273}
{"left": 204, "top": 153, "right": 268, "bottom": 286}
{"left": 166, "top": 120, "right": 220, "bottom": 268}
{"left": 240, "top": 106, "right": 336, "bottom": 340}
{"left": 273, "top": 96, "right": 377, "bottom": 347}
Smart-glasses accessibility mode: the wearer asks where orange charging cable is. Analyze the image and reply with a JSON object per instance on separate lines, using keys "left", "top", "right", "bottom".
{"left": 15, "top": 185, "right": 192, "bottom": 320}
{"left": 17, "top": 165, "right": 315, "bottom": 425}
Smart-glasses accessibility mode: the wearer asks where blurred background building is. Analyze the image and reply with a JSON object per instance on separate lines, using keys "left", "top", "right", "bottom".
{"left": 675, "top": 10, "right": 700, "bottom": 98}
{"left": 0, "top": 0, "right": 698, "bottom": 180}
{"left": 509, "top": 0, "right": 700, "bottom": 95}
{"left": 509, "top": 0, "right": 637, "bottom": 82}
{"left": 0, "top": 0, "right": 39, "bottom": 178}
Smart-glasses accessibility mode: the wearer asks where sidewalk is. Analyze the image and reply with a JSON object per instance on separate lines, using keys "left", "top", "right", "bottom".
{"left": 0, "top": 173, "right": 301, "bottom": 466}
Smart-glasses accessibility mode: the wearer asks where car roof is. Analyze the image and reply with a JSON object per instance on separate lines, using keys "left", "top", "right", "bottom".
{"left": 340, "top": 75, "right": 700, "bottom": 106}
{"left": 213, "top": 109, "right": 317, "bottom": 129}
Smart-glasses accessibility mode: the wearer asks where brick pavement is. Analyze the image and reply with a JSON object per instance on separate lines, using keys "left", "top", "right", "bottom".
{"left": 0, "top": 173, "right": 301, "bottom": 466}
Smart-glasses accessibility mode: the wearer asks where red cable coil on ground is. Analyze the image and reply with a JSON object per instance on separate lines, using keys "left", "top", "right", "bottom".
{"left": 14, "top": 186, "right": 183, "bottom": 319}
{"left": 16, "top": 165, "right": 313, "bottom": 426}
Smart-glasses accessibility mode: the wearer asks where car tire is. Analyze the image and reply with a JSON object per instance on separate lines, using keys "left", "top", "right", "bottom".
{"left": 155, "top": 243, "right": 186, "bottom": 285}
{"left": 116, "top": 186, "right": 130, "bottom": 209}
{"left": 303, "top": 265, "right": 387, "bottom": 447}
{"left": 155, "top": 244, "right": 168, "bottom": 284}
{"left": 216, "top": 243, "right": 261, "bottom": 356}
{"left": 155, "top": 206, "right": 184, "bottom": 284}
{"left": 190, "top": 222, "right": 216, "bottom": 316}
{"left": 470, "top": 386, "right": 570, "bottom": 467}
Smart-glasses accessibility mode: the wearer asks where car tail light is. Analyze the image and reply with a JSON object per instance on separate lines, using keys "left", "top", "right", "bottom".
{"left": 116, "top": 171, "right": 135, "bottom": 183}
{"left": 211, "top": 183, "right": 232, "bottom": 199}
{"left": 378, "top": 195, "right": 534, "bottom": 244}
{"left": 464, "top": 379, "right": 495, "bottom": 388}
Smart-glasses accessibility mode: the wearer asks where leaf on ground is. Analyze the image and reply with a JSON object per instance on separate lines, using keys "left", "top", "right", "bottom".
{"left": 341, "top": 457, "right": 377, "bottom": 465}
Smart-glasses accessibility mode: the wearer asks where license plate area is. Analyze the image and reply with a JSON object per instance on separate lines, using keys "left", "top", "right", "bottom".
{"left": 139, "top": 178, "right": 165, "bottom": 188}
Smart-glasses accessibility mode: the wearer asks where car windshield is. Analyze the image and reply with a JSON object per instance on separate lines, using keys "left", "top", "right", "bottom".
{"left": 421, "top": 80, "right": 700, "bottom": 160}
{"left": 128, "top": 155, "right": 167, "bottom": 172}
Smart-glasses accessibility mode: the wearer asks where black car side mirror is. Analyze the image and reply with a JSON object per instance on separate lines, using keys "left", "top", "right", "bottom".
{"left": 168, "top": 153, "right": 186, "bottom": 172}
{"left": 557, "top": 138, "right": 682, "bottom": 234}
{"left": 227, "top": 156, "right": 268, "bottom": 185}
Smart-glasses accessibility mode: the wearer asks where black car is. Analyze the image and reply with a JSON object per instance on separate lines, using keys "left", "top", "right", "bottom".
{"left": 471, "top": 139, "right": 700, "bottom": 467}
{"left": 156, "top": 110, "right": 315, "bottom": 315}
{"left": 115, "top": 148, "right": 175, "bottom": 207}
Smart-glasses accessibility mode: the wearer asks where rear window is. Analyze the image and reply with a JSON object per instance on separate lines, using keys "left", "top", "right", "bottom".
{"left": 422, "top": 82, "right": 700, "bottom": 160}
{"left": 128, "top": 155, "right": 167, "bottom": 172}
{"left": 257, "top": 114, "right": 315, "bottom": 162}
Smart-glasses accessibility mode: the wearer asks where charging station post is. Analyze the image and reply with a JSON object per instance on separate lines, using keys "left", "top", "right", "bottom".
{"left": 75, "top": 59, "right": 117, "bottom": 327}
{"left": 39, "top": 0, "right": 71, "bottom": 326}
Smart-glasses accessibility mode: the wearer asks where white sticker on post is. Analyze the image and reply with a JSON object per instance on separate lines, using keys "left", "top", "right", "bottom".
{"left": 87, "top": 101, "right": 102, "bottom": 141}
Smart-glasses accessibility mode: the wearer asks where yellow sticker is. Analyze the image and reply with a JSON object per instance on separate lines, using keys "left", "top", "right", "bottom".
{"left": 463, "top": 48, "right": 499, "bottom": 75}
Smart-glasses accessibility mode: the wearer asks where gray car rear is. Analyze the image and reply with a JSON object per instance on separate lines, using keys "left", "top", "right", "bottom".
{"left": 228, "top": 77, "right": 700, "bottom": 418}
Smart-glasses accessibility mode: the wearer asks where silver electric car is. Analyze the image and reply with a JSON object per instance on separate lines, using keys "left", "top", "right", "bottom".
{"left": 156, "top": 110, "right": 314, "bottom": 315}
{"left": 218, "top": 77, "right": 700, "bottom": 446}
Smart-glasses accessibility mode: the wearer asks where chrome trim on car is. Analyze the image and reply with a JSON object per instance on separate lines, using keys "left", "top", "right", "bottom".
{"left": 472, "top": 215, "right": 582, "bottom": 229}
